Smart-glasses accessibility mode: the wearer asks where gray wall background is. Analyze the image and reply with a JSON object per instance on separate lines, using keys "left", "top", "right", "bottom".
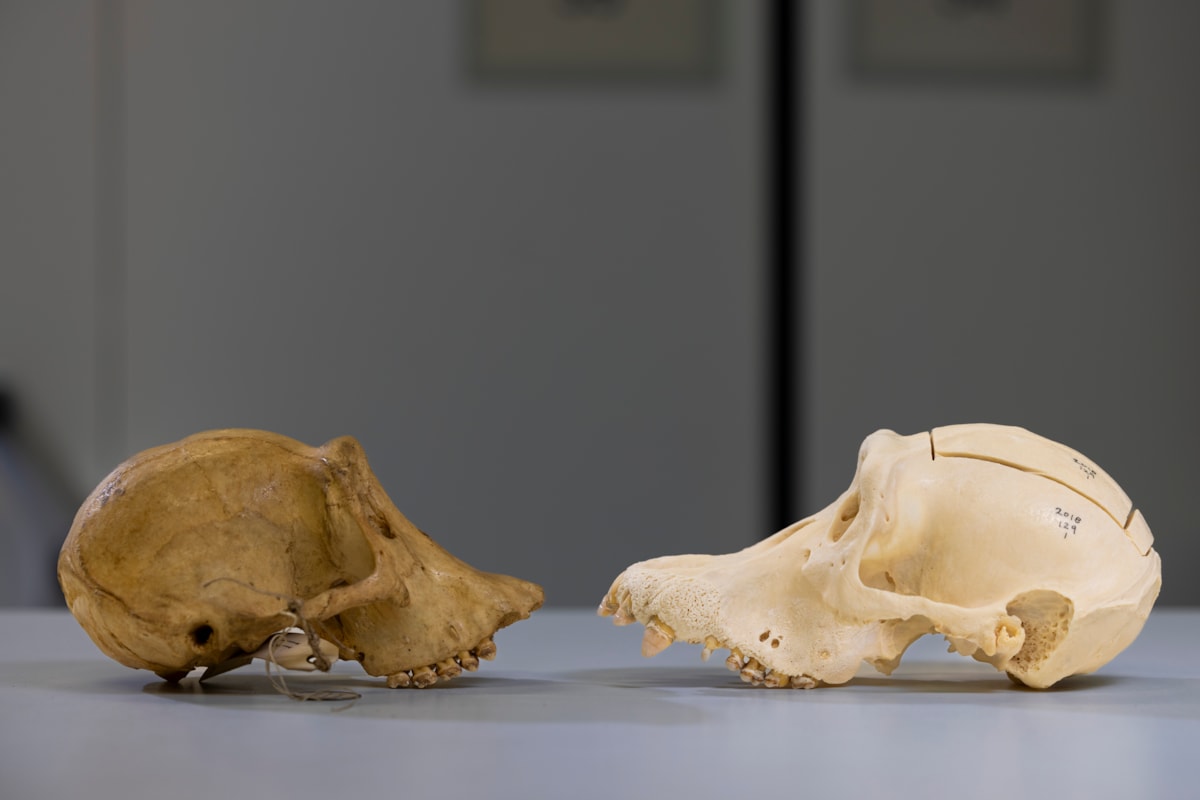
{"left": 801, "top": 1, "right": 1199, "bottom": 606}
{"left": 1, "top": 0, "right": 766, "bottom": 606}
{"left": 2, "top": 1, "right": 1196, "bottom": 606}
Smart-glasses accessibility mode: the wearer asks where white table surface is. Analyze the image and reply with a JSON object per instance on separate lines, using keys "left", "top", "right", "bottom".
{"left": 2, "top": 607, "right": 1197, "bottom": 800}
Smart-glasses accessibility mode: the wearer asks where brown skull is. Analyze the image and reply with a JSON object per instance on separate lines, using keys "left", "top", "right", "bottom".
{"left": 58, "top": 429, "right": 543, "bottom": 688}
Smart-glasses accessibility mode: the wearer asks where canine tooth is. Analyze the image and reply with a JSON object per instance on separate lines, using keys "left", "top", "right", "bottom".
{"left": 476, "top": 637, "right": 497, "bottom": 661}
{"left": 641, "top": 616, "right": 676, "bottom": 658}
{"left": 435, "top": 658, "right": 462, "bottom": 679}
{"left": 740, "top": 658, "right": 766, "bottom": 685}
{"left": 411, "top": 665, "right": 438, "bottom": 688}
{"left": 700, "top": 636, "right": 721, "bottom": 662}
{"left": 386, "top": 671, "right": 413, "bottom": 688}
{"left": 458, "top": 650, "right": 480, "bottom": 671}
{"left": 725, "top": 650, "right": 745, "bottom": 672}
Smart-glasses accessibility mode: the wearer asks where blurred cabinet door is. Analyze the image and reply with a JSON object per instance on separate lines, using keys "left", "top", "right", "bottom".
{"left": 118, "top": 1, "right": 767, "bottom": 605}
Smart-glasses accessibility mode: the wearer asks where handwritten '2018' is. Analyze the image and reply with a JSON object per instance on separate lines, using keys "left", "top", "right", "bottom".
{"left": 1055, "top": 507, "right": 1082, "bottom": 538}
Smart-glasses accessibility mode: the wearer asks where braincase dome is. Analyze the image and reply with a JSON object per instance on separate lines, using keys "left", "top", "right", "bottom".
{"left": 58, "top": 430, "right": 383, "bottom": 674}
{"left": 70, "top": 431, "right": 351, "bottom": 600}
{"left": 855, "top": 425, "right": 1156, "bottom": 611}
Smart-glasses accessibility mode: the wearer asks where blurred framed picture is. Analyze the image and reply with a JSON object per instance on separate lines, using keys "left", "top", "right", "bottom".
{"left": 850, "top": 0, "right": 1105, "bottom": 83}
{"left": 470, "top": 0, "right": 722, "bottom": 82}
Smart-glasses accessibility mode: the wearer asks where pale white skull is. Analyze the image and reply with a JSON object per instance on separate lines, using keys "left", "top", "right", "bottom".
{"left": 599, "top": 424, "right": 1161, "bottom": 689}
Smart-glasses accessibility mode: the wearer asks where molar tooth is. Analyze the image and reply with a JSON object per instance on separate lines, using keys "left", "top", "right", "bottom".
{"left": 740, "top": 658, "right": 765, "bottom": 685}
{"left": 790, "top": 675, "right": 818, "bottom": 689}
{"left": 435, "top": 658, "right": 462, "bottom": 679}
{"left": 457, "top": 650, "right": 479, "bottom": 671}
{"left": 476, "top": 637, "right": 497, "bottom": 661}
{"left": 725, "top": 649, "right": 745, "bottom": 672}
{"left": 640, "top": 616, "right": 676, "bottom": 658}
{"left": 411, "top": 665, "right": 438, "bottom": 688}
{"left": 763, "top": 670, "right": 791, "bottom": 688}
{"left": 386, "top": 671, "right": 413, "bottom": 688}
{"left": 700, "top": 636, "right": 721, "bottom": 662}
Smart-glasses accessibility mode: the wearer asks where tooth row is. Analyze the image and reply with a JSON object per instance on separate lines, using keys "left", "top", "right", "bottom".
{"left": 600, "top": 589, "right": 819, "bottom": 690}
{"left": 385, "top": 636, "right": 495, "bottom": 689}
{"left": 722, "top": 645, "right": 817, "bottom": 689}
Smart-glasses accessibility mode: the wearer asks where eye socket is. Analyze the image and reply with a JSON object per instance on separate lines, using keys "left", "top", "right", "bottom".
{"left": 190, "top": 625, "right": 214, "bottom": 647}
{"left": 829, "top": 492, "right": 861, "bottom": 542}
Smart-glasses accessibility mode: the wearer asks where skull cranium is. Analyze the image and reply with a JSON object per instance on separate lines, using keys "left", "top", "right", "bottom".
{"left": 58, "top": 429, "right": 544, "bottom": 688}
{"left": 599, "top": 424, "right": 1161, "bottom": 689}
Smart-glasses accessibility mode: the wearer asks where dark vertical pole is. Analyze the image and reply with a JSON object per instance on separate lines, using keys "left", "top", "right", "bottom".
{"left": 766, "top": 0, "right": 800, "bottom": 532}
